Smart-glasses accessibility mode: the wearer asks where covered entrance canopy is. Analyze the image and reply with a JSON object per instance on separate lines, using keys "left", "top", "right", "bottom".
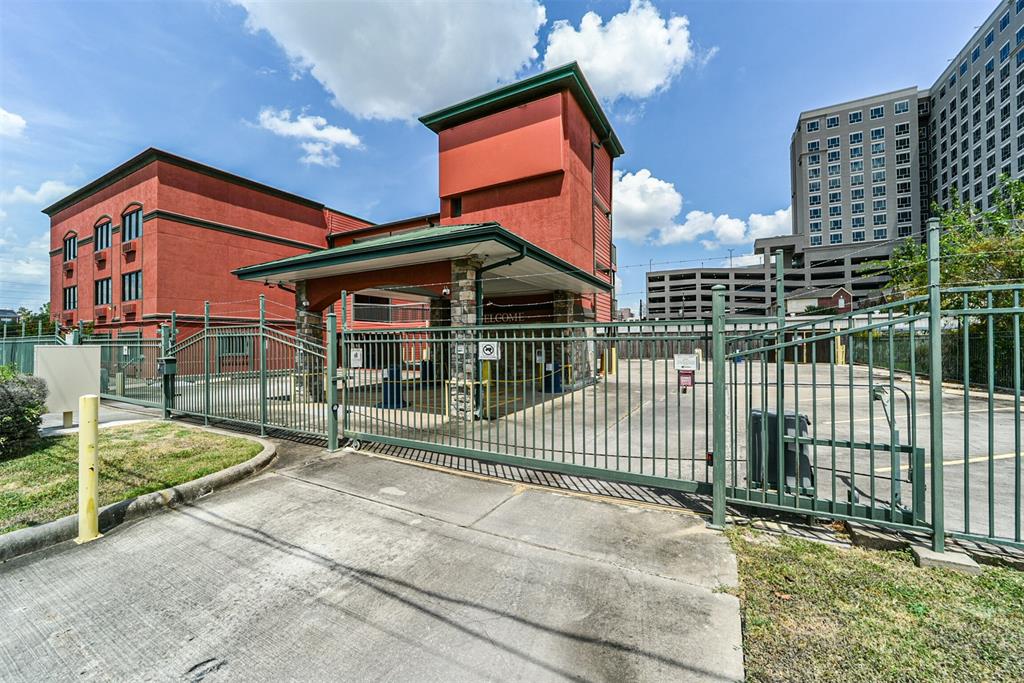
{"left": 233, "top": 222, "right": 611, "bottom": 314}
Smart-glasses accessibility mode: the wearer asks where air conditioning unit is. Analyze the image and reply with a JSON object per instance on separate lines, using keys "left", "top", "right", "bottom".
{"left": 122, "top": 241, "right": 136, "bottom": 254}
{"left": 94, "top": 251, "right": 106, "bottom": 265}
{"left": 64, "top": 262, "right": 74, "bottom": 276}
{"left": 62, "top": 312, "right": 74, "bottom": 324}
{"left": 122, "top": 302, "right": 138, "bottom": 317}
{"left": 94, "top": 306, "right": 109, "bottom": 321}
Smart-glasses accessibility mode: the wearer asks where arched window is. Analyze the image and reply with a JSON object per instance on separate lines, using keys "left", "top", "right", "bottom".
{"left": 122, "top": 204, "right": 143, "bottom": 241}
{"left": 62, "top": 232, "right": 77, "bottom": 261}
{"left": 94, "top": 216, "right": 112, "bottom": 251}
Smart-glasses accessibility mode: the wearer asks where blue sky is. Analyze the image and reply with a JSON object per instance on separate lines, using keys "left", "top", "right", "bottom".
{"left": 0, "top": 0, "right": 995, "bottom": 313}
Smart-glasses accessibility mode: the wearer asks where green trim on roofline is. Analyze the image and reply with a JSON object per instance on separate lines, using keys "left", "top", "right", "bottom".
{"left": 233, "top": 221, "right": 612, "bottom": 292}
{"left": 418, "top": 62, "right": 624, "bottom": 159}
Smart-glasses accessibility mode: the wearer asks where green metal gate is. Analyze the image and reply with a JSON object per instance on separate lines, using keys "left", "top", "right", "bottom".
{"left": 166, "top": 313, "right": 331, "bottom": 439}
{"left": 710, "top": 219, "right": 1022, "bottom": 551}
{"left": 340, "top": 316, "right": 727, "bottom": 494}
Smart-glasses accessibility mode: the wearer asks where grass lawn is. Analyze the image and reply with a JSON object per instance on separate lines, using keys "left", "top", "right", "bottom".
{"left": 0, "top": 421, "right": 263, "bottom": 535}
{"left": 727, "top": 527, "right": 1024, "bottom": 683}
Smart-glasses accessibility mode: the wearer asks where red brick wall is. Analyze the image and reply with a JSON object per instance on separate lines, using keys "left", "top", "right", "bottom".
{"left": 48, "top": 158, "right": 361, "bottom": 338}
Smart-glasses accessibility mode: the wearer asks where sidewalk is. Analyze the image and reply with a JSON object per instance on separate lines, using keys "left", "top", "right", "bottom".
{"left": 0, "top": 445, "right": 744, "bottom": 682}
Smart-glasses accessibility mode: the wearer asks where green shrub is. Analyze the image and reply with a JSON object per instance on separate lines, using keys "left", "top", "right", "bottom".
{"left": 0, "top": 371, "right": 48, "bottom": 458}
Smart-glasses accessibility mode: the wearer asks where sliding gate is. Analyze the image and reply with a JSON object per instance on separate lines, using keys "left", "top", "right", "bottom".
{"left": 341, "top": 321, "right": 719, "bottom": 493}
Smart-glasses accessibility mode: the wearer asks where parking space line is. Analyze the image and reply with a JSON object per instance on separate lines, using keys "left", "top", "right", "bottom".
{"left": 875, "top": 451, "right": 1019, "bottom": 473}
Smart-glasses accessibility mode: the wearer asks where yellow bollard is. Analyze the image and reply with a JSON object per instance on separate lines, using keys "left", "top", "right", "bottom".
{"left": 75, "top": 394, "right": 102, "bottom": 544}
{"left": 608, "top": 347, "right": 617, "bottom": 375}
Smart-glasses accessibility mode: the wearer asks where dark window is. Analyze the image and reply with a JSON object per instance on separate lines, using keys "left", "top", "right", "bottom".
{"left": 94, "top": 278, "right": 111, "bottom": 305}
{"left": 63, "top": 235, "right": 77, "bottom": 261}
{"left": 94, "top": 222, "right": 111, "bottom": 251}
{"left": 63, "top": 286, "right": 77, "bottom": 311}
{"left": 122, "top": 207, "right": 143, "bottom": 242}
{"left": 450, "top": 197, "right": 462, "bottom": 218}
{"left": 122, "top": 270, "right": 143, "bottom": 301}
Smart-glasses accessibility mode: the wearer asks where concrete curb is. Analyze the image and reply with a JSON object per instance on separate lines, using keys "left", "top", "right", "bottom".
{"left": 0, "top": 426, "right": 277, "bottom": 564}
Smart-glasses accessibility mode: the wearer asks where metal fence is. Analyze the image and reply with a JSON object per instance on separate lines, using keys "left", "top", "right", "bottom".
{"left": 82, "top": 335, "right": 163, "bottom": 407}
{"left": 710, "top": 219, "right": 1022, "bottom": 551}
{"left": 850, "top": 328, "right": 1023, "bottom": 390}
{"left": 0, "top": 333, "right": 66, "bottom": 374}
{"left": 166, "top": 305, "right": 331, "bottom": 439}
{"left": 341, "top": 320, "right": 720, "bottom": 492}
{"left": 6, "top": 221, "right": 1019, "bottom": 555}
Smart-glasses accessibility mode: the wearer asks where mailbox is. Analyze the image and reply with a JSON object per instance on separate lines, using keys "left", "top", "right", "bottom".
{"left": 677, "top": 369, "right": 695, "bottom": 393}
{"left": 157, "top": 356, "right": 177, "bottom": 376}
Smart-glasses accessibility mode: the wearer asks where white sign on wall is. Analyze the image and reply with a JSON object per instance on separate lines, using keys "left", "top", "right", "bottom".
{"left": 350, "top": 347, "right": 363, "bottom": 368}
{"left": 478, "top": 341, "right": 501, "bottom": 361}
{"left": 674, "top": 353, "right": 699, "bottom": 371}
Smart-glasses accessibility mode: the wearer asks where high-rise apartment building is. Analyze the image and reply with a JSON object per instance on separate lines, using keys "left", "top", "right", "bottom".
{"left": 647, "top": 0, "right": 1024, "bottom": 321}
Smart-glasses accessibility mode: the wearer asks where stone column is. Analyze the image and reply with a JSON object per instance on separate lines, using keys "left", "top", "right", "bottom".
{"left": 448, "top": 257, "right": 483, "bottom": 421}
{"left": 294, "top": 281, "right": 325, "bottom": 401}
{"left": 552, "top": 291, "right": 593, "bottom": 390}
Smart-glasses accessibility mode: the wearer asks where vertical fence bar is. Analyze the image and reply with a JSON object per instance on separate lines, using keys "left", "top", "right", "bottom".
{"left": 259, "top": 295, "right": 268, "bottom": 436}
{"left": 327, "top": 309, "right": 338, "bottom": 451}
{"left": 203, "top": 301, "right": 211, "bottom": 426}
{"left": 926, "top": 217, "right": 945, "bottom": 552}
{"left": 159, "top": 324, "right": 170, "bottom": 419}
{"left": 774, "top": 250, "right": 785, "bottom": 506}
{"left": 710, "top": 285, "right": 727, "bottom": 529}
{"left": 340, "top": 291, "right": 349, "bottom": 438}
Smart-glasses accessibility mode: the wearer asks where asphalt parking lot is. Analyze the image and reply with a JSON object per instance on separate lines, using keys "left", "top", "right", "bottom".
{"left": 0, "top": 443, "right": 743, "bottom": 682}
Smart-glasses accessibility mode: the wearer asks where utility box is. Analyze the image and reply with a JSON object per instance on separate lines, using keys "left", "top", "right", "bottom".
{"left": 543, "top": 363, "right": 563, "bottom": 393}
{"left": 378, "top": 365, "right": 406, "bottom": 408}
{"left": 677, "top": 369, "right": 695, "bottom": 392}
{"left": 748, "top": 410, "right": 814, "bottom": 492}
{"left": 157, "top": 356, "right": 176, "bottom": 376}
{"left": 33, "top": 346, "right": 101, "bottom": 424}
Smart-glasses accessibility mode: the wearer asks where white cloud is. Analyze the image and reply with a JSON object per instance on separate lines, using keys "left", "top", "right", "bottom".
{"left": 661, "top": 210, "right": 747, "bottom": 246}
{"left": 0, "top": 229, "right": 50, "bottom": 309}
{"left": 0, "top": 107, "right": 27, "bottom": 138}
{"left": 256, "top": 107, "right": 361, "bottom": 167}
{"left": 613, "top": 168, "right": 791, "bottom": 249}
{"left": 747, "top": 206, "right": 792, "bottom": 240}
{"left": 234, "top": 0, "right": 546, "bottom": 121}
{"left": 612, "top": 169, "right": 682, "bottom": 243}
{"left": 720, "top": 253, "right": 764, "bottom": 268}
{"left": 543, "top": 0, "right": 705, "bottom": 102}
{"left": 0, "top": 180, "right": 74, "bottom": 206}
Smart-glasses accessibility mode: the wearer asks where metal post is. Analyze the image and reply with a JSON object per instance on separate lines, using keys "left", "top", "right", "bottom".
{"left": 927, "top": 217, "right": 945, "bottom": 552}
{"left": 775, "top": 249, "right": 786, "bottom": 504}
{"left": 710, "top": 285, "right": 727, "bottom": 529}
{"left": 203, "top": 301, "right": 210, "bottom": 426}
{"left": 170, "top": 310, "right": 177, "bottom": 345}
{"left": 75, "top": 394, "right": 102, "bottom": 544}
{"left": 259, "top": 294, "right": 268, "bottom": 436}
{"left": 159, "top": 324, "right": 170, "bottom": 419}
{"left": 340, "top": 291, "right": 349, "bottom": 438}
{"left": 327, "top": 308, "right": 338, "bottom": 451}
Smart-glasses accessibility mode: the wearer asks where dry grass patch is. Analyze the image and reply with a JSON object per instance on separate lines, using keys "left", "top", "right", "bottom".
{"left": 0, "top": 421, "right": 262, "bottom": 534}
{"left": 727, "top": 527, "right": 1024, "bottom": 682}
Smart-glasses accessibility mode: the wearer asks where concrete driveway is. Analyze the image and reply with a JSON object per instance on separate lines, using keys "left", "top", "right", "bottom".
{"left": 0, "top": 445, "right": 743, "bottom": 682}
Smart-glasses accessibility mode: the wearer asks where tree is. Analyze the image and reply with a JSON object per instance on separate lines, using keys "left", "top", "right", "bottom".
{"left": 4, "top": 303, "right": 53, "bottom": 336}
{"left": 879, "top": 175, "right": 1024, "bottom": 311}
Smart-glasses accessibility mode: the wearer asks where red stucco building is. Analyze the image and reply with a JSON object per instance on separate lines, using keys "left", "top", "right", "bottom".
{"left": 45, "top": 62, "right": 621, "bottom": 339}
